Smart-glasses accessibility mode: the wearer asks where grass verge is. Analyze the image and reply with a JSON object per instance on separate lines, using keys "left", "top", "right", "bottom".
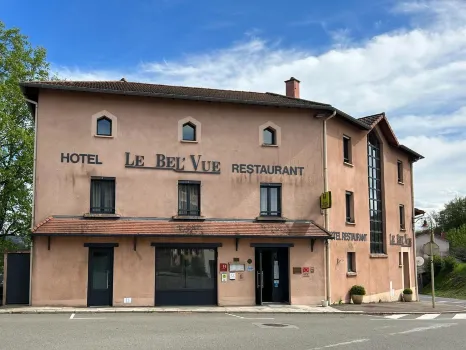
{"left": 422, "top": 263, "right": 466, "bottom": 300}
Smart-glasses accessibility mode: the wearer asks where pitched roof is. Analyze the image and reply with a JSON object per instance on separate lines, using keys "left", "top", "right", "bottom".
{"left": 358, "top": 112, "right": 424, "bottom": 161}
{"left": 32, "top": 217, "right": 331, "bottom": 238}
{"left": 20, "top": 80, "right": 332, "bottom": 109}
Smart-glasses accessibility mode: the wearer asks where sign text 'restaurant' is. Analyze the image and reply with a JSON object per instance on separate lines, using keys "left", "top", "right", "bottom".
{"left": 232, "top": 164, "right": 304, "bottom": 176}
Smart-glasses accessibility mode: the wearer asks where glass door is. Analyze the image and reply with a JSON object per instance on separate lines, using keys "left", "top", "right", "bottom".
{"left": 255, "top": 249, "right": 263, "bottom": 305}
{"left": 87, "top": 248, "right": 114, "bottom": 307}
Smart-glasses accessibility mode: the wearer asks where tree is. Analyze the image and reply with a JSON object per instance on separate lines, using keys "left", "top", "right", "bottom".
{"left": 0, "top": 21, "right": 51, "bottom": 247}
{"left": 447, "top": 225, "right": 466, "bottom": 262}
{"left": 437, "top": 196, "right": 466, "bottom": 232}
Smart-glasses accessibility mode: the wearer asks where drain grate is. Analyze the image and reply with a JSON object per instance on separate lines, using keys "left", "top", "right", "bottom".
{"left": 253, "top": 323, "right": 298, "bottom": 329}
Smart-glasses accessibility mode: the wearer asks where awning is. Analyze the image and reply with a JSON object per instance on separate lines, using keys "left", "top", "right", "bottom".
{"left": 31, "top": 217, "right": 331, "bottom": 239}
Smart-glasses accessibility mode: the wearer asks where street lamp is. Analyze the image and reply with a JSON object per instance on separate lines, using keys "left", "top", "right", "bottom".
{"left": 422, "top": 217, "right": 436, "bottom": 308}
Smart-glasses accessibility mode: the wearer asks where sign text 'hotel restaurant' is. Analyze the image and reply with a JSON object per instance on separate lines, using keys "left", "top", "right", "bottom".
{"left": 60, "top": 152, "right": 305, "bottom": 176}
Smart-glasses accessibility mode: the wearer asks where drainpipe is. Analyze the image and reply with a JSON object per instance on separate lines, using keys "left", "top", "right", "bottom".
{"left": 25, "top": 98, "right": 38, "bottom": 306}
{"left": 410, "top": 161, "right": 419, "bottom": 301}
{"left": 323, "top": 110, "right": 336, "bottom": 304}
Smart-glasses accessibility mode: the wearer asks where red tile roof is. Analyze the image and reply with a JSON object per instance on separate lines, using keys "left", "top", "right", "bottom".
{"left": 358, "top": 113, "right": 385, "bottom": 128}
{"left": 32, "top": 217, "right": 330, "bottom": 238}
{"left": 20, "top": 80, "right": 331, "bottom": 109}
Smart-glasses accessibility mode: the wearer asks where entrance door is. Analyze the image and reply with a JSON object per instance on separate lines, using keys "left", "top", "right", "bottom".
{"left": 5, "top": 253, "right": 30, "bottom": 305}
{"left": 87, "top": 247, "right": 114, "bottom": 307}
{"left": 155, "top": 247, "right": 217, "bottom": 306}
{"left": 255, "top": 247, "right": 289, "bottom": 305}
{"left": 403, "top": 252, "right": 410, "bottom": 289}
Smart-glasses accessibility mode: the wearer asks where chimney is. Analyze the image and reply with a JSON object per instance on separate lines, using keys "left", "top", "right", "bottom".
{"left": 285, "top": 77, "right": 300, "bottom": 98}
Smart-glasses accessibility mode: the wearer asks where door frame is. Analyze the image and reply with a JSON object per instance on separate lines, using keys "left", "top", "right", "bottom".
{"left": 252, "top": 243, "right": 292, "bottom": 305}
{"left": 85, "top": 243, "right": 117, "bottom": 307}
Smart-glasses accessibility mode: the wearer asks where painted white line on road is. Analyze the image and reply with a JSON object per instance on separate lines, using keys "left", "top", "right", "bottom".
{"left": 452, "top": 301, "right": 465, "bottom": 304}
{"left": 308, "top": 338, "right": 369, "bottom": 349}
{"left": 453, "top": 314, "right": 466, "bottom": 319}
{"left": 69, "top": 313, "right": 75, "bottom": 319}
{"left": 416, "top": 314, "right": 440, "bottom": 320}
{"left": 225, "top": 313, "right": 274, "bottom": 320}
{"left": 384, "top": 314, "right": 407, "bottom": 319}
{"left": 389, "top": 323, "right": 456, "bottom": 335}
{"left": 69, "top": 313, "right": 106, "bottom": 320}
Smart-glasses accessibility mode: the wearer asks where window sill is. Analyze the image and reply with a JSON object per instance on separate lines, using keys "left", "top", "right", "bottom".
{"left": 261, "top": 144, "right": 279, "bottom": 147}
{"left": 370, "top": 253, "right": 388, "bottom": 259}
{"left": 400, "top": 228, "right": 406, "bottom": 232}
{"left": 345, "top": 221, "right": 356, "bottom": 226}
{"left": 180, "top": 140, "right": 198, "bottom": 144}
{"left": 343, "top": 162, "right": 354, "bottom": 168}
{"left": 346, "top": 272, "right": 357, "bottom": 277}
{"left": 398, "top": 181, "right": 404, "bottom": 185}
{"left": 94, "top": 134, "right": 114, "bottom": 139}
{"left": 172, "top": 215, "right": 205, "bottom": 221}
{"left": 83, "top": 213, "right": 120, "bottom": 219}
{"left": 399, "top": 264, "right": 403, "bottom": 268}
{"left": 255, "top": 216, "right": 287, "bottom": 222}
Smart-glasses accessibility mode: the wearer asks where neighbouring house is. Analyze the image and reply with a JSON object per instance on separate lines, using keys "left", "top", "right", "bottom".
{"left": 18, "top": 77, "right": 423, "bottom": 307}
{"left": 416, "top": 231, "right": 450, "bottom": 273}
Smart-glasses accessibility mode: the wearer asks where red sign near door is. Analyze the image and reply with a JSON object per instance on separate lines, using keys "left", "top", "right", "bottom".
{"left": 219, "top": 263, "right": 228, "bottom": 272}
{"left": 302, "top": 267, "right": 310, "bottom": 273}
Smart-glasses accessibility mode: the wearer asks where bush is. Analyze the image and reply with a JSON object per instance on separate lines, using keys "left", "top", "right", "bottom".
{"left": 425, "top": 255, "right": 444, "bottom": 277}
{"left": 403, "top": 288, "right": 413, "bottom": 295}
{"left": 444, "top": 256, "right": 458, "bottom": 272}
{"left": 350, "top": 285, "right": 366, "bottom": 296}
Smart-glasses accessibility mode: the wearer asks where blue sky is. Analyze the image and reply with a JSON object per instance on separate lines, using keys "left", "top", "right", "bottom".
{"left": 3, "top": 0, "right": 466, "bottom": 211}
{"left": 4, "top": 0, "right": 406, "bottom": 71}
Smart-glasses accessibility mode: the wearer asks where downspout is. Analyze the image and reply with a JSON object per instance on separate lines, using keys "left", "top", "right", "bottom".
{"left": 25, "top": 98, "right": 38, "bottom": 306}
{"left": 323, "top": 110, "right": 336, "bottom": 304}
{"left": 410, "top": 161, "right": 419, "bottom": 300}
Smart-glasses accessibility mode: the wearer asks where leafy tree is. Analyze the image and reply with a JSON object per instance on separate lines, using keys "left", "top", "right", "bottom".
{"left": 437, "top": 196, "right": 466, "bottom": 232}
{"left": 447, "top": 225, "right": 466, "bottom": 262}
{"left": 0, "top": 21, "right": 51, "bottom": 253}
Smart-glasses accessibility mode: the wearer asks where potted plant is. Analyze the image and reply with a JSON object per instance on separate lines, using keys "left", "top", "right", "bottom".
{"left": 403, "top": 288, "right": 413, "bottom": 302}
{"left": 350, "top": 285, "right": 366, "bottom": 304}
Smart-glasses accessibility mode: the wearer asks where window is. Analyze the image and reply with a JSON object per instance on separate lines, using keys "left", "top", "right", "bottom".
{"left": 343, "top": 136, "right": 352, "bottom": 163}
{"left": 263, "top": 127, "right": 276, "bottom": 146}
{"left": 260, "top": 183, "right": 281, "bottom": 216}
{"left": 182, "top": 122, "right": 196, "bottom": 141}
{"left": 397, "top": 160, "right": 403, "bottom": 183}
{"left": 399, "top": 205, "right": 405, "bottom": 230}
{"left": 368, "top": 132, "right": 384, "bottom": 254}
{"left": 345, "top": 191, "right": 354, "bottom": 223}
{"left": 347, "top": 252, "right": 356, "bottom": 273}
{"left": 96, "top": 117, "right": 112, "bottom": 136}
{"left": 90, "top": 178, "right": 115, "bottom": 214}
{"left": 178, "top": 181, "right": 200, "bottom": 216}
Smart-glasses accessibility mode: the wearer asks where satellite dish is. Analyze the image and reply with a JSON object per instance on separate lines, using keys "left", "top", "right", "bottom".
{"left": 416, "top": 256, "right": 425, "bottom": 267}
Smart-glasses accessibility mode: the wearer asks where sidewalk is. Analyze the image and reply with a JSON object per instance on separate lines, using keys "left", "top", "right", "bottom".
{"left": 1, "top": 301, "right": 464, "bottom": 315}
{"left": 0, "top": 304, "right": 343, "bottom": 315}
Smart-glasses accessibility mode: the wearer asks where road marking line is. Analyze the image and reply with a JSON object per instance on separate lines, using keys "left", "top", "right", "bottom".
{"left": 69, "top": 313, "right": 106, "bottom": 320}
{"left": 225, "top": 313, "right": 274, "bottom": 320}
{"left": 453, "top": 314, "right": 466, "bottom": 319}
{"left": 416, "top": 314, "right": 440, "bottom": 320}
{"left": 308, "top": 338, "right": 369, "bottom": 349}
{"left": 452, "top": 301, "right": 465, "bottom": 304}
{"left": 384, "top": 314, "right": 407, "bottom": 319}
{"left": 389, "top": 323, "right": 456, "bottom": 335}
{"left": 69, "top": 313, "right": 75, "bottom": 319}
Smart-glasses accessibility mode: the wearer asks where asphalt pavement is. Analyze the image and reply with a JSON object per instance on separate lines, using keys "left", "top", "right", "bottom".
{"left": 1, "top": 312, "right": 465, "bottom": 350}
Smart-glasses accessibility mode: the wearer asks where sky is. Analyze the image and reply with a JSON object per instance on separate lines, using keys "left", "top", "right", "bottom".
{"left": 3, "top": 0, "right": 466, "bottom": 212}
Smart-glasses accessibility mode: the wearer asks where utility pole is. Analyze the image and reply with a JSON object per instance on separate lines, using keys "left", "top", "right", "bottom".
{"left": 430, "top": 224, "right": 436, "bottom": 308}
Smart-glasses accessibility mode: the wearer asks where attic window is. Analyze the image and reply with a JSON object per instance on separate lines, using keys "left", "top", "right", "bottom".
{"left": 182, "top": 122, "right": 196, "bottom": 141}
{"left": 263, "top": 127, "right": 276, "bottom": 146}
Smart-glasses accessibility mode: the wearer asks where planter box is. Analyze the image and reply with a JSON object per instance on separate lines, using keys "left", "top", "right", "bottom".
{"left": 403, "top": 294, "right": 413, "bottom": 302}
{"left": 351, "top": 294, "right": 364, "bottom": 304}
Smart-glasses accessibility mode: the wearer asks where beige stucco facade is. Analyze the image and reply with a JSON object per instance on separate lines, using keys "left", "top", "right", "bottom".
{"left": 20, "top": 79, "right": 421, "bottom": 307}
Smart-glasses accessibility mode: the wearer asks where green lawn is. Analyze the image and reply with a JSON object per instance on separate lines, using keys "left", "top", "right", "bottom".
{"left": 422, "top": 263, "right": 466, "bottom": 300}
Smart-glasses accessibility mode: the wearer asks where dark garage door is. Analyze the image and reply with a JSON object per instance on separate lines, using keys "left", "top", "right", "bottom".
{"left": 155, "top": 247, "right": 217, "bottom": 306}
{"left": 6, "top": 253, "right": 30, "bottom": 305}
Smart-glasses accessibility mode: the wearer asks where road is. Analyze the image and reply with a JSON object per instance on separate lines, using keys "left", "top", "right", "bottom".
{"left": 419, "top": 294, "right": 466, "bottom": 308}
{"left": 1, "top": 312, "right": 466, "bottom": 350}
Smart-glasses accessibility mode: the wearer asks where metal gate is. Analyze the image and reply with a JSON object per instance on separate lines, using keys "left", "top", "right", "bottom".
{"left": 6, "top": 253, "right": 30, "bottom": 305}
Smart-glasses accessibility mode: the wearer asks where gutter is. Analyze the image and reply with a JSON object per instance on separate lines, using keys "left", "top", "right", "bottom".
{"left": 320, "top": 110, "right": 337, "bottom": 304}
{"left": 410, "top": 161, "right": 419, "bottom": 301}
{"left": 25, "top": 98, "right": 38, "bottom": 306}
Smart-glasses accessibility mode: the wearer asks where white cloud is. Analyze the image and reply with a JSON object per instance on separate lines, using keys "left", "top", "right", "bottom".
{"left": 54, "top": 0, "right": 466, "bottom": 211}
